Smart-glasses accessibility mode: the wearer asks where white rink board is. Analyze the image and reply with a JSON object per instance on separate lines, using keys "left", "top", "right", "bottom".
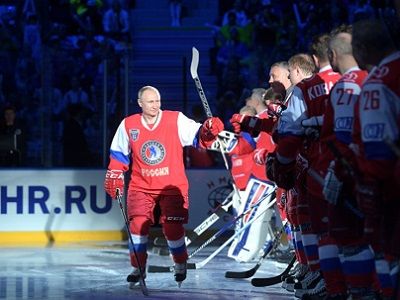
{"left": 0, "top": 169, "right": 230, "bottom": 232}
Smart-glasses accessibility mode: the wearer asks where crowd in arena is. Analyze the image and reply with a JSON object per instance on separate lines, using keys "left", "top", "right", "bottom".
{"left": 0, "top": 0, "right": 135, "bottom": 167}
{"left": 0, "top": 0, "right": 397, "bottom": 169}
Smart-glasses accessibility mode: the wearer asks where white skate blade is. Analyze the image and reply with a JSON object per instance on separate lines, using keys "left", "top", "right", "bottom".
{"left": 129, "top": 281, "right": 140, "bottom": 289}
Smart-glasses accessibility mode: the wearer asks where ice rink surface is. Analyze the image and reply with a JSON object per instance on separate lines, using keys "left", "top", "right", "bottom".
{"left": 0, "top": 241, "right": 295, "bottom": 299}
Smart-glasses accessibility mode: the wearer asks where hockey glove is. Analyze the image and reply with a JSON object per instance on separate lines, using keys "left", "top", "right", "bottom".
{"left": 229, "top": 113, "right": 247, "bottom": 134}
{"left": 229, "top": 114, "right": 274, "bottom": 136}
{"left": 267, "top": 103, "right": 287, "bottom": 118}
{"left": 199, "top": 117, "right": 224, "bottom": 148}
{"left": 323, "top": 161, "right": 343, "bottom": 205}
{"left": 104, "top": 169, "right": 124, "bottom": 199}
{"left": 253, "top": 148, "right": 269, "bottom": 165}
{"left": 266, "top": 153, "right": 296, "bottom": 190}
{"left": 301, "top": 116, "right": 323, "bottom": 141}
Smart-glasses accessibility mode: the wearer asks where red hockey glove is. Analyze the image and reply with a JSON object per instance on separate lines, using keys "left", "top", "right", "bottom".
{"left": 104, "top": 169, "right": 124, "bottom": 199}
{"left": 229, "top": 114, "right": 246, "bottom": 134}
{"left": 267, "top": 103, "right": 286, "bottom": 118}
{"left": 254, "top": 148, "right": 269, "bottom": 165}
{"left": 199, "top": 117, "right": 224, "bottom": 148}
{"left": 266, "top": 153, "right": 295, "bottom": 190}
{"left": 229, "top": 114, "right": 274, "bottom": 136}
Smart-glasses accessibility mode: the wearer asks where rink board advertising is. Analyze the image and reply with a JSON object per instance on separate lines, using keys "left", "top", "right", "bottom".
{"left": 0, "top": 169, "right": 230, "bottom": 244}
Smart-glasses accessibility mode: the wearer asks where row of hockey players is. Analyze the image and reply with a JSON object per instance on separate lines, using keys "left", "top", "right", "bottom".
{"left": 102, "top": 18, "right": 400, "bottom": 300}
{"left": 229, "top": 19, "right": 400, "bottom": 300}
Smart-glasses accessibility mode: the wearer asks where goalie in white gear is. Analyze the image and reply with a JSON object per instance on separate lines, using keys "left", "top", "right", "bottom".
{"left": 210, "top": 104, "right": 277, "bottom": 262}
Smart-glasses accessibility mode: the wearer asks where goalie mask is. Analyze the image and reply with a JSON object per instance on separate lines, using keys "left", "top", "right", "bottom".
{"left": 209, "top": 130, "right": 238, "bottom": 153}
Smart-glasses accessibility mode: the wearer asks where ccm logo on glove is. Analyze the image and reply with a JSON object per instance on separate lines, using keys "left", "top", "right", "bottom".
{"left": 104, "top": 169, "right": 124, "bottom": 199}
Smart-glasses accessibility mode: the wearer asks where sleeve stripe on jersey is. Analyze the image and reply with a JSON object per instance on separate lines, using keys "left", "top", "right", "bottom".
{"left": 241, "top": 132, "right": 256, "bottom": 148}
{"left": 193, "top": 128, "right": 201, "bottom": 148}
{"left": 110, "top": 150, "right": 130, "bottom": 166}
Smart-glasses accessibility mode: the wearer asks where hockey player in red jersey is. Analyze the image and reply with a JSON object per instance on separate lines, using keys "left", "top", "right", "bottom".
{"left": 103, "top": 85, "right": 224, "bottom": 286}
{"left": 352, "top": 19, "right": 400, "bottom": 299}
{"left": 271, "top": 47, "right": 340, "bottom": 298}
{"left": 316, "top": 25, "right": 377, "bottom": 300}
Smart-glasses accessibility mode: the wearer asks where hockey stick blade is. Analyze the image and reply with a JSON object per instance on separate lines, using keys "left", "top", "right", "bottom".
{"left": 190, "top": 47, "right": 212, "bottom": 118}
{"left": 148, "top": 263, "right": 196, "bottom": 273}
{"left": 225, "top": 221, "right": 288, "bottom": 279}
{"left": 251, "top": 255, "right": 296, "bottom": 287}
{"left": 190, "top": 47, "right": 199, "bottom": 79}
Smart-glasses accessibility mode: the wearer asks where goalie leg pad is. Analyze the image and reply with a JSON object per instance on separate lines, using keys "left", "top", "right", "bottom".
{"left": 227, "top": 178, "right": 276, "bottom": 262}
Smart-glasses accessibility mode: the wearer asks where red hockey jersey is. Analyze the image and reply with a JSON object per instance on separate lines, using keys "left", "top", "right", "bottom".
{"left": 108, "top": 110, "right": 202, "bottom": 195}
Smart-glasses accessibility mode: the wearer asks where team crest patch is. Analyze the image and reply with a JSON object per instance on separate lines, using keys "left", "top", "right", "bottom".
{"left": 130, "top": 129, "right": 139, "bottom": 141}
{"left": 141, "top": 140, "right": 166, "bottom": 165}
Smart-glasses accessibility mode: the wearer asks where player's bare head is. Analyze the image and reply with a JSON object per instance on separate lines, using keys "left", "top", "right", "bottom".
{"left": 263, "top": 87, "right": 283, "bottom": 104}
{"left": 352, "top": 18, "right": 397, "bottom": 69}
{"left": 251, "top": 88, "right": 267, "bottom": 104}
{"left": 268, "top": 61, "right": 291, "bottom": 92}
{"left": 288, "top": 53, "right": 315, "bottom": 85}
{"left": 330, "top": 24, "right": 352, "bottom": 37}
{"left": 137, "top": 86, "right": 161, "bottom": 115}
{"left": 138, "top": 86, "right": 161, "bottom": 102}
{"left": 328, "top": 29, "right": 354, "bottom": 73}
{"left": 239, "top": 105, "right": 256, "bottom": 116}
{"left": 245, "top": 88, "right": 266, "bottom": 111}
{"left": 270, "top": 61, "right": 289, "bottom": 71}
{"left": 309, "top": 33, "right": 331, "bottom": 67}
{"left": 328, "top": 30, "right": 353, "bottom": 72}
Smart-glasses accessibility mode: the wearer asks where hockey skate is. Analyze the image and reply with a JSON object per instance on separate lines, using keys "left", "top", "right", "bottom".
{"left": 282, "top": 263, "right": 308, "bottom": 292}
{"left": 174, "top": 262, "right": 187, "bottom": 287}
{"left": 294, "top": 271, "right": 324, "bottom": 298}
{"left": 127, "top": 267, "right": 146, "bottom": 289}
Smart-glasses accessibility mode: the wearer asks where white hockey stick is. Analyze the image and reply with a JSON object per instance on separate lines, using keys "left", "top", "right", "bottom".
{"left": 190, "top": 47, "right": 241, "bottom": 199}
{"left": 191, "top": 197, "right": 277, "bottom": 269}
{"left": 185, "top": 190, "right": 234, "bottom": 245}
{"left": 190, "top": 47, "right": 212, "bottom": 118}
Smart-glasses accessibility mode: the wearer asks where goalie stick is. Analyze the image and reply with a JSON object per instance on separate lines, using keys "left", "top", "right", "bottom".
{"left": 188, "top": 189, "right": 276, "bottom": 260}
{"left": 185, "top": 190, "right": 234, "bottom": 245}
{"left": 148, "top": 190, "right": 276, "bottom": 273}
{"left": 251, "top": 254, "right": 296, "bottom": 287}
{"left": 116, "top": 189, "right": 149, "bottom": 296}
{"left": 225, "top": 220, "right": 289, "bottom": 279}
{"left": 189, "top": 198, "right": 277, "bottom": 270}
